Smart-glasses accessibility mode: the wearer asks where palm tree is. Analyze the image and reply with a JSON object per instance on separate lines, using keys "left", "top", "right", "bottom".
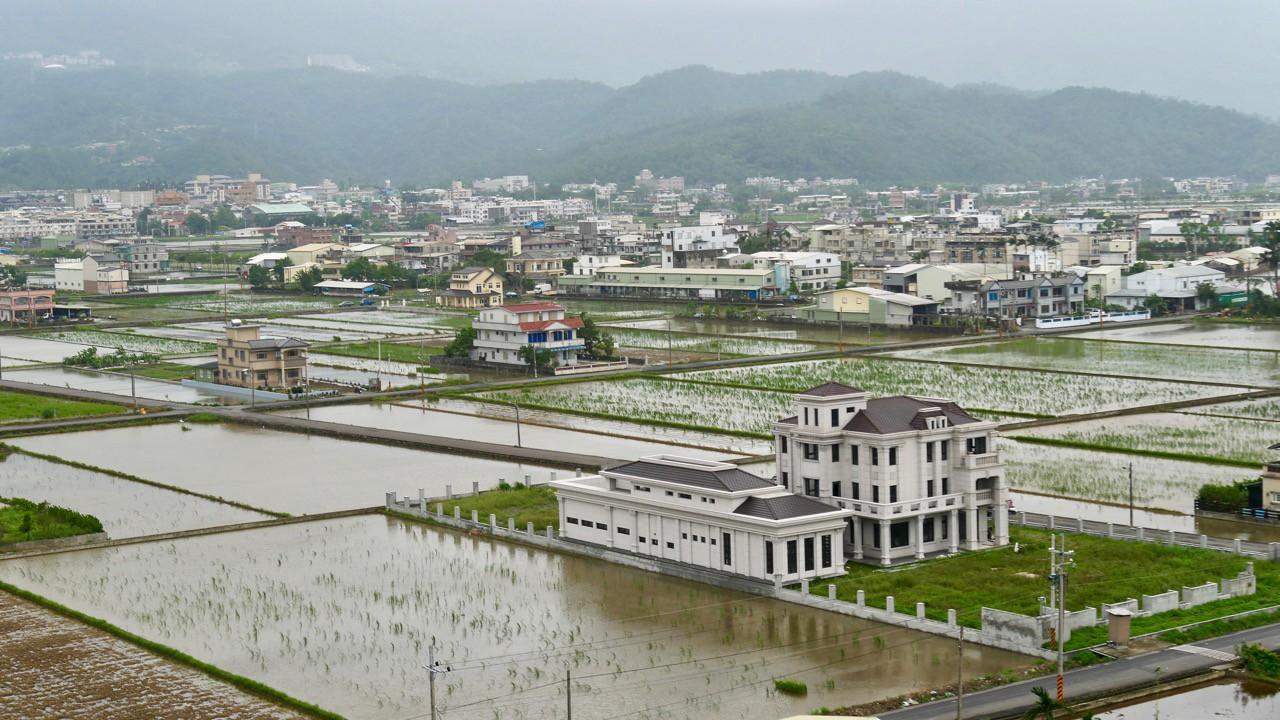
{"left": 1023, "top": 686, "right": 1068, "bottom": 720}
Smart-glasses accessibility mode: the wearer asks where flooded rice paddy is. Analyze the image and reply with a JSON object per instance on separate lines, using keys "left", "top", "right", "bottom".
{"left": 0, "top": 514, "right": 1030, "bottom": 719}
{"left": 607, "top": 317, "right": 926, "bottom": 345}
{"left": 272, "top": 401, "right": 737, "bottom": 461}
{"left": 1014, "top": 412, "right": 1280, "bottom": 465}
{"left": 676, "top": 358, "right": 1246, "bottom": 416}
{"left": 1093, "top": 678, "right": 1279, "bottom": 719}
{"left": 259, "top": 317, "right": 439, "bottom": 336}
{"left": 0, "top": 592, "right": 305, "bottom": 720}
{"left": 0, "top": 452, "right": 267, "bottom": 537}
{"left": 1000, "top": 439, "right": 1255, "bottom": 514}
{"left": 4, "top": 366, "right": 236, "bottom": 404}
{"left": 0, "top": 335, "right": 117, "bottom": 364}
{"left": 7, "top": 423, "right": 552, "bottom": 514}
{"left": 886, "top": 336, "right": 1280, "bottom": 387}
{"left": 1070, "top": 320, "right": 1280, "bottom": 351}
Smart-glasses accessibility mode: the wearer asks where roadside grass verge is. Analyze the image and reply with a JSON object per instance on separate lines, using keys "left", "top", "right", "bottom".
{"left": 0, "top": 443, "right": 285, "bottom": 518}
{"left": 1006, "top": 435, "right": 1259, "bottom": 469}
{"left": 0, "top": 389, "right": 124, "bottom": 423}
{"left": 317, "top": 340, "right": 443, "bottom": 364}
{"left": 439, "top": 484, "right": 560, "bottom": 531}
{"left": 1156, "top": 608, "right": 1280, "bottom": 645}
{"left": 814, "top": 527, "right": 1271, "bottom": 636}
{"left": 0, "top": 581, "right": 345, "bottom": 719}
{"left": 0, "top": 496, "right": 103, "bottom": 545}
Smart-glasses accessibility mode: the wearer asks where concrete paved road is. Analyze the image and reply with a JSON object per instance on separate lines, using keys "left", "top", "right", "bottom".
{"left": 881, "top": 622, "right": 1280, "bottom": 720}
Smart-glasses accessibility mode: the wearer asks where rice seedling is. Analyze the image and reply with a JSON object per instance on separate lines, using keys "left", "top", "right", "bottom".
{"left": 611, "top": 329, "right": 817, "bottom": 356}
{"left": 676, "top": 357, "right": 1239, "bottom": 416}
{"left": 0, "top": 514, "right": 1025, "bottom": 719}
{"left": 37, "top": 330, "right": 213, "bottom": 355}
{"left": 886, "top": 337, "right": 1280, "bottom": 387}
{"left": 1014, "top": 413, "right": 1278, "bottom": 466}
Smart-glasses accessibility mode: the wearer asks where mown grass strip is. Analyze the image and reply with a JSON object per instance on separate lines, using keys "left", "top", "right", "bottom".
{"left": 0, "top": 443, "right": 287, "bottom": 518}
{"left": 1006, "top": 435, "right": 1258, "bottom": 468}
{"left": 0, "top": 581, "right": 345, "bottom": 720}
{"left": 1157, "top": 607, "right": 1280, "bottom": 645}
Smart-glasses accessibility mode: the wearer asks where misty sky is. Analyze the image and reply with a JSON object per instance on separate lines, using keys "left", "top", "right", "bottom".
{"left": 10, "top": 0, "right": 1280, "bottom": 117}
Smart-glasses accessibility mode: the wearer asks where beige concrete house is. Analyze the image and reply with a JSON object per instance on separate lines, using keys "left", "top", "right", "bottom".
{"left": 216, "top": 321, "right": 309, "bottom": 389}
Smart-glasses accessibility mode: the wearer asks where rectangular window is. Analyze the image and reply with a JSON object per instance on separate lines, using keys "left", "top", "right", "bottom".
{"left": 637, "top": 486, "right": 650, "bottom": 493}
{"left": 940, "top": 516, "right": 948, "bottom": 540}
{"left": 780, "top": 437, "right": 788, "bottom": 454}
{"left": 652, "top": 538, "right": 659, "bottom": 545}
{"left": 927, "top": 479, "right": 935, "bottom": 497}
{"left": 850, "top": 446, "right": 859, "bottom": 465}
{"left": 832, "top": 481, "right": 842, "bottom": 498}
{"left": 781, "top": 471, "right": 789, "bottom": 485}
{"left": 926, "top": 442, "right": 934, "bottom": 463}
{"left": 831, "top": 445, "right": 840, "bottom": 463}
{"left": 596, "top": 523, "right": 608, "bottom": 531}
{"left": 682, "top": 532, "right": 688, "bottom": 540}
{"left": 940, "top": 441, "right": 949, "bottom": 461}
{"left": 871, "top": 447, "right": 879, "bottom": 466}
{"left": 765, "top": 541, "right": 774, "bottom": 575}
{"left": 787, "top": 540, "right": 799, "bottom": 574}
{"left": 666, "top": 541, "right": 674, "bottom": 549}
{"left": 678, "top": 493, "right": 692, "bottom": 500}
{"left": 872, "top": 528, "right": 881, "bottom": 549}
{"left": 942, "top": 477, "right": 950, "bottom": 494}
{"left": 889, "top": 486, "right": 898, "bottom": 503}
{"left": 803, "top": 444, "right": 819, "bottom": 461}
{"left": 830, "top": 408, "right": 839, "bottom": 426}
{"left": 890, "top": 521, "right": 910, "bottom": 548}
{"left": 804, "top": 537, "right": 815, "bottom": 571}
{"left": 617, "top": 527, "right": 630, "bottom": 535}
{"left": 803, "top": 407, "right": 810, "bottom": 425}
{"left": 923, "top": 518, "right": 935, "bottom": 542}
{"left": 852, "top": 482, "right": 860, "bottom": 500}
{"left": 723, "top": 533, "right": 732, "bottom": 565}
{"left": 639, "top": 536, "right": 647, "bottom": 544}
{"left": 821, "top": 535, "right": 832, "bottom": 568}
{"left": 872, "top": 486, "right": 880, "bottom": 503}
{"left": 567, "top": 517, "right": 579, "bottom": 525}
{"left": 803, "top": 477, "right": 820, "bottom": 497}
{"left": 889, "top": 447, "right": 898, "bottom": 466}
{"left": 665, "top": 490, "right": 673, "bottom": 496}
{"left": 967, "top": 437, "right": 988, "bottom": 455}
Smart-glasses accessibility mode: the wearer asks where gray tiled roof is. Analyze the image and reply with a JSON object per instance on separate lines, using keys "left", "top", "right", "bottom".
{"left": 734, "top": 494, "right": 840, "bottom": 520}
{"left": 247, "top": 337, "right": 308, "bottom": 349}
{"left": 606, "top": 460, "right": 774, "bottom": 492}
{"left": 843, "top": 396, "right": 981, "bottom": 434}
{"left": 798, "top": 381, "right": 864, "bottom": 397}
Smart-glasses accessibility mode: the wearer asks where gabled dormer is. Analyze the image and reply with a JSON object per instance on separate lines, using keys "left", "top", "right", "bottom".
{"left": 794, "top": 382, "right": 867, "bottom": 434}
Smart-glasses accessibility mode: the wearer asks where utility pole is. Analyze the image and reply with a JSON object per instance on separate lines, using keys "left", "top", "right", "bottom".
{"left": 666, "top": 317, "right": 673, "bottom": 366}
{"left": 1050, "top": 532, "right": 1075, "bottom": 703}
{"left": 1128, "top": 462, "right": 1135, "bottom": 528}
{"left": 376, "top": 338, "right": 383, "bottom": 390}
{"left": 956, "top": 625, "right": 964, "bottom": 720}
{"left": 566, "top": 669, "right": 572, "bottom": 720}
{"left": 423, "top": 643, "right": 451, "bottom": 720}
{"left": 129, "top": 359, "right": 137, "bottom": 413}
{"left": 513, "top": 402, "right": 522, "bottom": 448}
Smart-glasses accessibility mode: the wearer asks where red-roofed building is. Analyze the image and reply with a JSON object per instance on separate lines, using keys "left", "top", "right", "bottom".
{"left": 472, "top": 302, "right": 585, "bottom": 367}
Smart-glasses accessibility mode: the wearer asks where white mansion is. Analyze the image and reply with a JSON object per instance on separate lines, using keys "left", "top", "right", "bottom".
{"left": 552, "top": 455, "right": 853, "bottom": 583}
{"left": 774, "top": 382, "right": 1009, "bottom": 565}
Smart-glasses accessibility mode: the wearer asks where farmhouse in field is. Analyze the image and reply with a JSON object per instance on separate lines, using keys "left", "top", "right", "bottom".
{"left": 774, "top": 382, "right": 1009, "bottom": 565}
{"left": 552, "top": 455, "right": 853, "bottom": 582}
{"left": 471, "top": 302, "right": 584, "bottom": 367}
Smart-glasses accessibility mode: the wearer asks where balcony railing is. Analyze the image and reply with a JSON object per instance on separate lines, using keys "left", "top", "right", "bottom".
{"left": 957, "top": 452, "right": 1001, "bottom": 470}
{"left": 834, "top": 492, "right": 964, "bottom": 517}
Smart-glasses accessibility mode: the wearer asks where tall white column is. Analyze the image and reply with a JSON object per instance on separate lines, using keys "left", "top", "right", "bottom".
{"left": 948, "top": 508, "right": 959, "bottom": 554}
{"left": 966, "top": 505, "right": 979, "bottom": 550}
{"left": 995, "top": 490, "right": 1010, "bottom": 545}
{"left": 879, "top": 520, "right": 891, "bottom": 567}
{"left": 914, "top": 514, "right": 925, "bottom": 560}
{"left": 852, "top": 518, "right": 863, "bottom": 560}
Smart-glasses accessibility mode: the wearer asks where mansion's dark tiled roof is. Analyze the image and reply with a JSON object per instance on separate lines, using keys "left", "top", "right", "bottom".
{"left": 797, "top": 381, "right": 864, "bottom": 397}
{"left": 842, "top": 396, "right": 981, "bottom": 435}
{"left": 606, "top": 460, "right": 774, "bottom": 493}
{"left": 734, "top": 494, "right": 840, "bottom": 520}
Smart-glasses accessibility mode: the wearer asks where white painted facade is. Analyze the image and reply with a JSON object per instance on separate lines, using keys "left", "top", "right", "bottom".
{"left": 553, "top": 456, "right": 853, "bottom": 583}
{"left": 774, "top": 383, "right": 1009, "bottom": 566}
{"left": 751, "top": 251, "right": 841, "bottom": 291}
{"left": 471, "top": 302, "right": 584, "bottom": 366}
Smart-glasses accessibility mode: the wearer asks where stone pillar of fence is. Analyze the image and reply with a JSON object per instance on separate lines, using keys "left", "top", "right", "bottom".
{"left": 1106, "top": 523, "right": 1114, "bottom": 537}
{"left": 856, "top": 590, "right": 865, "bottom": 607}
{"left": 471, "top": 510, "right": 479, "bottom": 523}
{"left": 1076, "top": 518, "right": 1084, "bottom": 532}
{"left": 546, "top": 526, "right": 554, "bottom": 539}
{"left": 1234, "top": 538, "right": 1243, "bottom": 554}
{"left": 526, "top": 521, "right": 534, "bottom": 535}
{"left": 488, "top": 513, "right": 497, "bottom": 529}
{"left": 472, "top": 481, "right": 480, "bottom": 496}
{"left": 1168, "top": 529, "right": 1176, "bottom": 545}
{"left": 1048, "top": 516, "right": 1055, "bottom": 530}
{"left": 576, "top": 467, "right": 582, "bottom": 477}
{"left": 1271, "top": 543, "right": 1280, "bottom": 561}
{"left": 886, "top": 596, "right": 895, "bottom": 615}
{"left": 435, "top": 503, "right": 443, "bottom": 517}
{"left": 453, "top": 506, "right": 461, "bottom": 520}
{"left": 524, "top": 474, "right": 531, "bottom": 485}
{"left": 507, "top": 517, "right": 515, "bottom": 532}
{"left": 800, "top": 579, "right": 810, "bottom": 594}
{"left": 550, "top": 471, "right": 557, "bottom": 484}
{"left": 385, "top": 491, "right": 395, "bottom": 507}
{"left": 445, "top": 484, "right": 453, "bottom": 500}
{"left": 828, "top": 585, "right": 837, "bottom": 600}
{"left": 916, "top": 602, "right": 926, "bottom": 620}
{"left": 1136, "top": 528, "right": 1144, "bottom": 541}
{"left": 1017, "top": 511, "right": 1026, "bottom": 525}
{"left": 947, "top": 609, "right": 957, "bottom": 626}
